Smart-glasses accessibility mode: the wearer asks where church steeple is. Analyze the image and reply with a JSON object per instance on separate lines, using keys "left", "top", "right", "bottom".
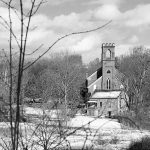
{"left": 101, "top": 43, "right": 115, "bottom": 90}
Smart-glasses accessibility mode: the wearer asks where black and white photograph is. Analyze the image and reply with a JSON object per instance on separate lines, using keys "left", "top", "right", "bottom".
{"left": 0, "top": 0, "right": 150, "bottom": 149}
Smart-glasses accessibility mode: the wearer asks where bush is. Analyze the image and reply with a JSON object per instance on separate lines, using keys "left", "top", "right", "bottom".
{"left": 127, "top": 136, "right": 150, "bottom": 150}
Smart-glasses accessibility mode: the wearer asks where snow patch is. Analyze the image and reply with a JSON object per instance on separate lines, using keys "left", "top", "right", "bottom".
{"left": 68, "top": 115, "right": 121, "bottom": 129}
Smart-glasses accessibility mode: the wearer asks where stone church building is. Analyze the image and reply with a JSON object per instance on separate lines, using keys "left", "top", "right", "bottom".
{"left": 86, "top": 43, "right": 128, "bottom": 117}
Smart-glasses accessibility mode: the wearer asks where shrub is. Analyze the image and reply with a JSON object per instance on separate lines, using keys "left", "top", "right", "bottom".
{"left": 127, "top": 136, "right": 150, "bottom": 150}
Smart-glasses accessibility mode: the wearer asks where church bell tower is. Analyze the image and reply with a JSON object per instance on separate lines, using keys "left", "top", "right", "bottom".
{"left": 101, "top": 43, "right": 115, "bottom": 90}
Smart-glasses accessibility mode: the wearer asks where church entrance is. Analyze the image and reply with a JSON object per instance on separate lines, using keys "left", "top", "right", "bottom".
{"left": 108, "top": 111, "right": 111, "bottom": 118}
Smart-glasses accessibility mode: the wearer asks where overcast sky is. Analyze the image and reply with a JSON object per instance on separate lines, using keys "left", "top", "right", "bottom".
{"left": 0, "top": 0, "right": 150, "bottom": 63}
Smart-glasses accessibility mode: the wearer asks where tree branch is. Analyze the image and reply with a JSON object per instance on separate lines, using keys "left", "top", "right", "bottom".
{"left": 24, "top": 20, "right": 112, "bottom": 70}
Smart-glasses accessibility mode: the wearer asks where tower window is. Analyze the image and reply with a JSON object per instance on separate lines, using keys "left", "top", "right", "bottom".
{"left": 107, "top": 70, "right": 111, "bottom": 73}
{"left": 106, "top": 49, "right": 111, "bottom": 58}
{"left": 107, "top": 78, "right": 110, "bottom": 90}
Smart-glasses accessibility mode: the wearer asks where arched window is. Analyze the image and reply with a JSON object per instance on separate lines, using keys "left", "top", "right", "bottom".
{"left": 107, "top": 70, "right": 111, "bottom": 74}
{"left": 106, "top": 49, "right": 111, "bottom": 58}
{"left": 107, "top": 78, "right": 110, "bottom": 90}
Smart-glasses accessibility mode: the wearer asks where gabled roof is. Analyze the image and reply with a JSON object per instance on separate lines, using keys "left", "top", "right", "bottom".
{"left": 88, "top": 76, "right": 102, "bottom": 89}
{"left": 90, "top": 91, "right": 121, "bottom": 99}
{"left": 86, "top": 67, "right": 102, "bottom": 87}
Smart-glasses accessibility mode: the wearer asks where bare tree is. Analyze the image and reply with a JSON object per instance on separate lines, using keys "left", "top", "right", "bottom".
{"left": 35, "top": 53, "right": 84, "bottom": 118}
{"left": 0, "top": 0, "right": 112, "bottom": 149}
{"left": 118, "top": 46, "right": 150, "bottom": 128}
{"left": 119, "top": 46, "right": 150, "bottom": 108}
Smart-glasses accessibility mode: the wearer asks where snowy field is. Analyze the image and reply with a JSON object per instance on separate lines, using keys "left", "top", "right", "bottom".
{"left": 68, "top": 115, "right": 121, "bottom": 129}
{"left": 66, "top": 115, "right": 150, "bottom": 149}
{"left": 0, "top": 108, "right": 150, "bottom": 149}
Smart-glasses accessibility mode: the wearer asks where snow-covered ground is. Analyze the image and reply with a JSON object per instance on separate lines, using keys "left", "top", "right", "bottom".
{"left": 66, "top": 115, "right": 150, "bottom": 149}
{"left": 24, "top": 106, "right": 62, "bottom": 118}
{"left": 68, "top": 115, "right": 121, "bottom": 129}
{"left": 0, "top": 108, "right": 150, "bottom": 150}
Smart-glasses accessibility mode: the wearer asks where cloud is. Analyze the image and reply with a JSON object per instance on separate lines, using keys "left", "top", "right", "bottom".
{"left": 23, "top": 0, "right": 78, "bottom": 8}
{"left": 23, "top": 0, "right": 67, "bottom": 9}
{"left": 70, "top": 34, "right": 102, "bottom": 52}
{"left": 124, "top": 4, "right": 150, "bottom": 27}
{"left": 0, "top": 4, "right": 121, "bottom": 57}
{"left": 0, "top": 2, "right": 120, "bottom": 53}
{"left": 30, "top": 14, "right": 50, "bottom": 30}
{"left": 94, "top": 5, "right": 122, "bottom": 20}
{"left": 1, "top": 1, "right": 150, "bottom": 63}
{"left": 0, "top": 7, "right": 21, "bottom": 31}
{"left": 86, "top": 0, "right": 121, "bottom": 5}
{"left": 27, "top": 29, "right": 54, "bottom": 44}
{"left": 128, "top": 35, "right": 139, "bottom": 44}
{"left": 50, "top": 13, "right": 80, "bottom": 30}
{"left": 49, "top": 12, "right": 95, "bottom": 33}
{"left": 21, "top": 0, "right": 43, "bottom": 9}
{"left": 0, "top": 7, "right": 22, "bottom": 46}
{"left": 48, "top": 0, "right": 72, "bottom": 5}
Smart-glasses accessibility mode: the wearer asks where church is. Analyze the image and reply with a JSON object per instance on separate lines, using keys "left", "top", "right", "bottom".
{"left": 86, "top": 43, "right": 128, "bottom": 117}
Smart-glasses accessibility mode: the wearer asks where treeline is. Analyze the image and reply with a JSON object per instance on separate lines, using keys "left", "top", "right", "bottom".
{"left": 118, "top": 46, "right": 150, "bottom": 107}
{"left": 117, "top": 46, "right": 150, "bottom": 129}
{"left": 1, "top": 46, "right": 150, "bottom": 118}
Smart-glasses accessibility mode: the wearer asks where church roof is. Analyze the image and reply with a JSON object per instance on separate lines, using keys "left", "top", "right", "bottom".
{"left": 88, "top": 76, "right": 102, "bottom": 89}
{"left": 86, "top": 67, "right": 102, "bottom": 87}
{"left": 90, "top": 91, "right": 121, "bottom": 99}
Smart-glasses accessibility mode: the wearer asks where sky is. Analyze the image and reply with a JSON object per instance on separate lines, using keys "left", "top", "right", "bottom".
{"left": 0, "top": 0, "right": 150, "bottom": 63}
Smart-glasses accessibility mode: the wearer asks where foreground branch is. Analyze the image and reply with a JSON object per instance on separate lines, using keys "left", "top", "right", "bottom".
{"left": 24, "top": 20, "right": 112, "bottom": 70}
